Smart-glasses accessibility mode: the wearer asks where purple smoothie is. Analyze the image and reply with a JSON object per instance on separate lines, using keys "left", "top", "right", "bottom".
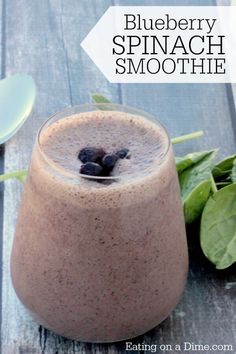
{"left": 11, "top": 107, "right": 188, "bottom": 342}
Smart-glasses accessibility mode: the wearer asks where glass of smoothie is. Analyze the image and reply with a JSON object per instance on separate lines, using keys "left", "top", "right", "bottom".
{"left": 11, "top": 104, "right": 188, "bottom": 343}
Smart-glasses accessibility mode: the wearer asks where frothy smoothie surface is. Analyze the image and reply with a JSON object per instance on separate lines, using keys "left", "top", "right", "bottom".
{"left": 39, "top": 110, "right": 169, "bottom": 183}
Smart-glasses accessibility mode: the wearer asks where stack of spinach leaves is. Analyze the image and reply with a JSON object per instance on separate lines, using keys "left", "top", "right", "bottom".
{"left": 177, "top": 151, "right": 236, "bottom": 270}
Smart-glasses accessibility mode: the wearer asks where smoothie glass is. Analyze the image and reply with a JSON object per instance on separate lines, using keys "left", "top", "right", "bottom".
{"left": 11, "top": 104, "right": 188, "bottom": 343}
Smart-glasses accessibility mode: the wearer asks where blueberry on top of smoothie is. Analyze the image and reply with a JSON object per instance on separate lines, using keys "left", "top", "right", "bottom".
{"left": 80, "top": 162, "right": 103, "bottom": 176}
{"left": 78, "top": 147, "right": 105, "bottom": 163}
{"left": 79, "top": 147, "right": 130, "bottom": 178}
{"left": 101, "top": 154, "right": 119, "bottom": 172}
{"left": 115, "top": 148, "right": 130, "bottom": 159}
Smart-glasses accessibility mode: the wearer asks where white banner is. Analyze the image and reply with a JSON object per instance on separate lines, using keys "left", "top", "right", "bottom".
{"left": 81, "top": 6, "right": 236, "bottom": 83}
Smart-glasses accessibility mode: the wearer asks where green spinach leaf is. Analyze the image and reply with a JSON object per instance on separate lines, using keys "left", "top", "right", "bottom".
{"left": 171, "top": 131, "right": 203, "bottom": 145}
{"left": 216, "top": 181, "right": 231, "bottom": 189}
{"left": 176, "top": 151, "right": 214, "bottom": 174}
{"left": 231, "top": 160, "right": 236, "bottom": 183}
{"left": 179, "top": 150, "right": 217, "bottom": 224}
{"left": 0, "top": 170, "right": 27, "bottom": 183}
{"left": 184, "top": 180, "right": 212, "bottom": 224}
{"left": 212, "top": 155, "right": 236, "bottom": 180}
{"left": 91, "top": 93, "right": 111, "bottom": 104}
{"left": 200, "top": 183, "right": 236, "bottom": 269}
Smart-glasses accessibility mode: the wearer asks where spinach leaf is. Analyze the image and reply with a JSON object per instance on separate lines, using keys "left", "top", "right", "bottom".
{"left": 212, "top": 155, "right": 236, "bottom": 180}
{"left": 200, "top": 183, "right": 236, "bottom": 269}
{"left": 0, "top": 170, "right": 27, "bottom": 183}
{"left": 179, "top": 150, "right": 217, "bottom": 224}
{"left": 91, "top": 93, "right": 111, "bottom": 104}
{"left": 231, "top": 160, "right": 236, "bottom": 183}
{"left": 216, "top": 181, "right": 231, "bottom": 189}
{"left": 91, "top": 93, "right": 114, "bottom": 111}
{"left": 176, "top": 151, "right": 214, "bottom": 174}
{"left": 184, "top": 180, "right": 212, "bottom": 224}
{"left": 180, "top": 150, "right": 216, "bottom": 200}
{"left": 171, "top": 131, "right": 203, "bottom": 145}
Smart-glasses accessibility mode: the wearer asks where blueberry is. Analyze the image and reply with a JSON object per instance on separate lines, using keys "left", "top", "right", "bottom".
{"left": 102, "top": 154, "right": 118, "bottom": 172}
{"left": 115, "top": 148, "right": 130, "bottom": 159}
{"left": 80, "top": 162, "right": 103, "bottom": 177}
{"left": 78, "top": 147, "right": 105, "bottom": 163}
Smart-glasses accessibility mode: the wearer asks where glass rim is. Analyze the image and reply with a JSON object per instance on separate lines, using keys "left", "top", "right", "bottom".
{"left": 36, "top": 103, "right": 171, "bottom": 182}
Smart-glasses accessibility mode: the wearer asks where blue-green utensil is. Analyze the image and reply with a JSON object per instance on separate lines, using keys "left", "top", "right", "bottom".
{"left": 0, "top": 73, "right": 36, "bottom": 144}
